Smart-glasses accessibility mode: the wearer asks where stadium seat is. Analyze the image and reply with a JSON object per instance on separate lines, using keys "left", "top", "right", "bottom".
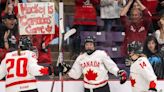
{"left": 80, "top": 31, "right": 106, "bottom": 44}
{"left": 111, "top": 32, "right": 125, "bottom": 42}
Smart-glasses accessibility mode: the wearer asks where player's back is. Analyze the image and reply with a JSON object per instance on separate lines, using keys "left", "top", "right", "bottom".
{"left": 130, "top": 57, "right": 157, "bottom": 92}
{"left": 2, "top": 50, "right": 38, "bottom": 92}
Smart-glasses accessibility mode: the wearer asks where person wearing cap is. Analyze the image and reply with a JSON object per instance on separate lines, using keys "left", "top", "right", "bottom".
{"left": 0, "top": 13, "right": 18, "bottom": 61}
{"left": 56, "top": 36, "right": 127, "bottom": 92}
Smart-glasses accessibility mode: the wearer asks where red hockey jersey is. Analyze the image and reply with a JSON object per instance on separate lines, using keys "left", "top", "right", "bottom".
{"left": 73, "top": 0, "right": 99, "bottom": 25}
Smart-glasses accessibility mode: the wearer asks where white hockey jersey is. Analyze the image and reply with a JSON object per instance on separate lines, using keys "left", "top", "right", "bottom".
{"left": 0, "top": 50, "right": 48, "bottom": 92}
{"left": 130, "top": 57, "right": 157, "bottom": 92}
{"left": 68, "top": 50, "right": 119, "bottom": 89}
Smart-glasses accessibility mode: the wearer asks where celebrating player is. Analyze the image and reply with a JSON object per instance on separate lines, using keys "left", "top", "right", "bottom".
{"left": 0, "top": 36, "right": 51, "bottom": 92}
{"left": 128, "top": 41, "right": 157, "bottom": 92}
{"left": 58, "top": 36, "right": 127, "bottom": 92}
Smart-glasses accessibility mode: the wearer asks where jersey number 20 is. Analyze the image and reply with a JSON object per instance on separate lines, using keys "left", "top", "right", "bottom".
{"left": 6, "top": 58, "right": 28, "bottom": 78}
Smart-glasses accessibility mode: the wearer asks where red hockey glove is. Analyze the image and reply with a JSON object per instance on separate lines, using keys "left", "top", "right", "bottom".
{"left": 148, "top": 81, "right": 157, "bottom": 92}
{"left": 117, "top": 70, "right": 127, "bottom": 84}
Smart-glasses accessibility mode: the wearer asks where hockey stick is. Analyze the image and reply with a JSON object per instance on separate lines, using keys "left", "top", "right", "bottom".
{"left": 64, "top": 28, "right": 76, "bottom": 41}
{"left": 58, "top": 1, "right": 64, "bottom": 92}
{"left": 50, "top": 1, "right": 64, "bottom": 92}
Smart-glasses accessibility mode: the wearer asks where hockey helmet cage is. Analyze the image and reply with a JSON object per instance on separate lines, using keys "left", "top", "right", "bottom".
{"left": 127, "top": 41, "right": 143, "bottom": 54}
{"left": 19, "top": 36, "right": 33, "bottom": 50}
{"left": 84, "top": 36, "right": 96, "bottom": 45}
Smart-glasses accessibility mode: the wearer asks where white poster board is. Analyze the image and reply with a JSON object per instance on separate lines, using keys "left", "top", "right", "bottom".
{"left": 18, "top": 2, "right": 55, "bottom": 35}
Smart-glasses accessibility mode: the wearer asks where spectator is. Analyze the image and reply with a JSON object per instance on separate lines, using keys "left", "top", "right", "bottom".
{"left": 0, "top": 13, "right": 18, "bottom": 61}
{"left": 71, "top": 0, "right": 99, "bottom": 59}
{"left": 140, "top": 0, "right": 159, "bottom": 33}
{"left": 120, "top": 0, "right": 152, "bottom": 56}
{"left": 154, "top": 14, "right": 164, "bottom": 46}
{"left": 141, "top": 0, "right": 158, "bottom": 15}
{"left": 143, "top": 35, "right": 164, "bottom": 79}
{"left": 100, "top": 0, "right": 126, "bottom": 31}
{"left": 30, "top": 35, "right": 52, "bottom": 64}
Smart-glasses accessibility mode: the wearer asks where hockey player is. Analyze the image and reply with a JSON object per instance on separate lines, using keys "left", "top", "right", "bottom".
{"left": 0, "top": 36, "right": 50, "bottom": 92}
{"left": 128, "top": 41, "right": 157, "bottom": 92}
{"left": 58, "top": 36, "right": 127, "bottom": 92}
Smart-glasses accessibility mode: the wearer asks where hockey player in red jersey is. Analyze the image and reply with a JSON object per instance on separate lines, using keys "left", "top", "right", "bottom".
{"left": 127, "top": 41, "right": 157, "bottom": 92}
{"left": 57, "top": 36, "right": 127, "bottom": 92}
{"left": 0, "top": 36, "right": 51, "bottom": 92}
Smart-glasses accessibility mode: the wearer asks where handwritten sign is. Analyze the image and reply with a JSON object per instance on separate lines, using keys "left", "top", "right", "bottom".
{"left": 18, "top": 2, "right": 55, "bottom": 35}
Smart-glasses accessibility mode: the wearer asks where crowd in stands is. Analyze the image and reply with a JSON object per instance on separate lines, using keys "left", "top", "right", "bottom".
{"left": 0, "top": 0, "right": 164, "bottom": 79}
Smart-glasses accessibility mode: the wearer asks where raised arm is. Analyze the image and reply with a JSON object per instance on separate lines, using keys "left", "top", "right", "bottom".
{"left": 135, "top": 0, "right": 146, "bottom": 11}
{"left": 120, "top": 0, "right": 134, "bottom": 16}
{"left": 4, "top": 31, "right": 10, "bottom": 50}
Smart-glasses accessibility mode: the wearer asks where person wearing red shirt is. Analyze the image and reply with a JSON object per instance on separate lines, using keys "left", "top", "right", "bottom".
{"left": 120, "top": 0, "right": 152, "bottom": 56}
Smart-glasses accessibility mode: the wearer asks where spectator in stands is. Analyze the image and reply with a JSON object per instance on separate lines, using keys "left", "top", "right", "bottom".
{"left": 143, "top": 35, "right": 164, "bottom": 79}
{"left": 0, "top": 13, "right": 18, "bottom": 61}
{"left": 100, "top": 0, "right": 126, "bottom": 31}
{"left": 141, "top": 0, "right": 159, "bottom": 33}
{"left": 30, "top": 35, "right": 52, "bottom": 64}
{"left": 120, "top": 0, "right": 152, "bottom": 56}
{"left": 71, "top": 0, "right": 99, "bottom": 59}
{"left": 154, "top": 14, "right": 164, "bottom": 47}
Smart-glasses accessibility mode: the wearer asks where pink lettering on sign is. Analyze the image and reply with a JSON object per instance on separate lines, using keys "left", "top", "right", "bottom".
{"left": 25, "top": 25, "right": 52, "bottom": 34}
{"left": 19, "top": 15, "right": 51, "bottom": 26}
{"left": 18, "top": 3, "right": 54, "bottom": 35}
{"left": 20, "top": 4, "right": 45, "bottom": 15}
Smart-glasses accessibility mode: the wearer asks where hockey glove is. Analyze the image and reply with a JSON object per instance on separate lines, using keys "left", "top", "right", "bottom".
{"left": 117, "top": 70, "right": 127, "bottom": 84}
{"left": 148, "top": 81, "right": 157, "bottom": 92}
{"left": 54, "top": 63, "right": 71, "bottom": 76}
{"left": 62, "top": 63, "right": 71, "bottom": 74}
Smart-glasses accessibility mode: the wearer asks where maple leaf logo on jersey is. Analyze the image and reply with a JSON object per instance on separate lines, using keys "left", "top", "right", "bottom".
{"left": 85, "top": 69, "right": 97, "bottom": 80}
{"left": 130, "top": 76, "right": 136, "bottom": 87}
{"left": 39, "top": 67, "right": 48, "bottom": 75}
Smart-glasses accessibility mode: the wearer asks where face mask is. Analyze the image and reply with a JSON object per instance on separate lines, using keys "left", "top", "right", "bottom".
{"left": 85, "top": 49, "right": 95, "bottom": 55}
